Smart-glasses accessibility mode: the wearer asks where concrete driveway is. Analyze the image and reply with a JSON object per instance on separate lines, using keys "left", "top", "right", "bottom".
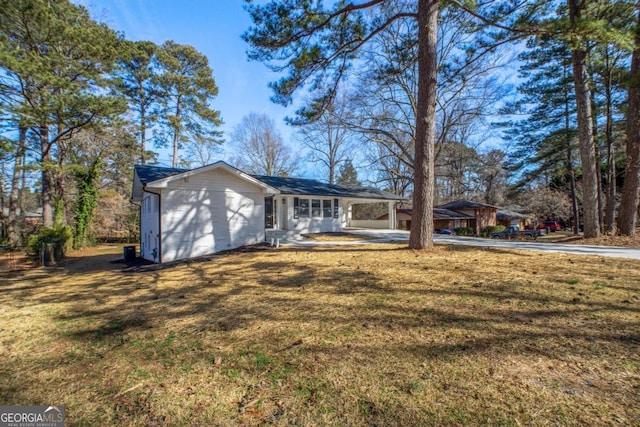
{"left": 303, "top": 228, "right": 640, "bottom": 260}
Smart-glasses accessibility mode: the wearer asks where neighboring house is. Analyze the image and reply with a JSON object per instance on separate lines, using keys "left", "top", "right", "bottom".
{"left": 378, "top": 207, "right": 473, "bottom": 231}
{"left": 379, "top": 200, "right": 498, "bottom": 234}
{"left": 496, "top": 208, "right": 532, "bottom": 229}
{"left": 436, "top": 200, "right": 498, "bottom": 235}
{"left": 131, "top": 162, "right": 404, "bottom": 263}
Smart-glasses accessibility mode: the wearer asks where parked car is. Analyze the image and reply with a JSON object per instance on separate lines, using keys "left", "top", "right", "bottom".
{"left": 536, "top": 221, "right": 562, "bottom": 232}
{"left": 491, "top": 226, "right": 545, "bottom": 240}
{"left": 435, "top": 228, "right": 456, "bottom": 235}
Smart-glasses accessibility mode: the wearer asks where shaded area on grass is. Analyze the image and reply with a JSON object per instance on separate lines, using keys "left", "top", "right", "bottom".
{"left": 0, "top": 243, "right": 639, "bottom": 425}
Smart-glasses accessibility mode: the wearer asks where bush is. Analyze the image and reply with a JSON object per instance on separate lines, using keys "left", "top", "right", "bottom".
{"left": 482, "top": 225, "right": 505, "bottom": 237}
{"left": 26, "top": 225, "right": 73, "bottom": 261}
{"left": 454, "top": 227, "right": 474, "bottom": 236}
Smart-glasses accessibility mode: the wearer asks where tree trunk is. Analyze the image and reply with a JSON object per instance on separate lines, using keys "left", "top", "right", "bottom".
{"left": 569, "top": 0, "right": 599, "bottom": 238}
{"left": 604, "top": 60, "right": 616, "bottom": 233}
{"left": 172, "top": 99, "right": 181, "bottom": 168}
{"left": 141, "top": 103, "right": 147, "bottom": 165}
{"left": 589, "top": 85, "right": 605, "bottom": 230}
{"left": 7, "top": 126, "right": 27, "bottom": 245}
{"left": 568, "top": 149, "right": 580, "bottom": 235}
{"left": 409, "top": 0, "right": 438, "bottom": 250}
{"left": 41, "top": 125, "right": 55, "bottom": 228}
{"left": 617, "top": 6, "right": 640, "bottom": 236}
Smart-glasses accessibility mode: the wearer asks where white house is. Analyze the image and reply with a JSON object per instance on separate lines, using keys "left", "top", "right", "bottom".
{"left": 131, "top": 162, "right": 404, "bottom": 263}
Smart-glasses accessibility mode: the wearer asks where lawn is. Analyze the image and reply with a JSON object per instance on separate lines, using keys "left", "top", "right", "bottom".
{"left": 1, "top": 243, "right": 639, "bottom": 426}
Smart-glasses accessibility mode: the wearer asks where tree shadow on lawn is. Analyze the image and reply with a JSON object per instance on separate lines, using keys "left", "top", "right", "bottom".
{"left": 3, "top": 243, "right": 635, "bottom": 329}
{"left": 21, "top": 247, "right": 637, "bottom": 355}
{"left": 2, "top": 243, "right": 639, "bottom": 425}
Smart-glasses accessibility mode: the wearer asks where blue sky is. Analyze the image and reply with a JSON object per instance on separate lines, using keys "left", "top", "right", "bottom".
{"left": 79, "top": 0, "right": 299, "bottom": 168}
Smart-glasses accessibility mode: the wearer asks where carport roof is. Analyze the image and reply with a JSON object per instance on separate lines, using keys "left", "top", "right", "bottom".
{"left": 253, "top": 175, "right": 404, "bottom": 200}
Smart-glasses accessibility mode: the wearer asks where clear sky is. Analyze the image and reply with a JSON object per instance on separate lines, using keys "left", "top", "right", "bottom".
{"left": 78, "top": 0, "right": 300, "bottom": 169}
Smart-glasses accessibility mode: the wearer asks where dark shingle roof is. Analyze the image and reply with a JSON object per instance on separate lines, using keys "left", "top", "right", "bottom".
{"left": 436, "top": 200, "right": 499, "bottom": 210}
{"left": 378, "top": 208, "right": 473, "bottom": 221}
{"left": 135, "top": 164, "right": 188, "bottom": 184}
{"left": 251, "top": 175, "right": 404, "bottom": 200}
{"left": 497, "top": 209, "right": 531, "bottom": 220}
{"left": 134, "top": 164, "right": 404, "bottom": 201}
{"left": 433, "top": 208, "right": 474, "bottom": 219}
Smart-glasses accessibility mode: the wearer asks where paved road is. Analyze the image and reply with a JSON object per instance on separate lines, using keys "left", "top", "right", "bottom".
{"left": 291, "top": 229, "right": 640, "bottom": 260}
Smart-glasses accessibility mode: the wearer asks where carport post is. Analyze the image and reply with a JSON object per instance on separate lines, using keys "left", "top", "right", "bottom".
{"left": 388, "top": 201, "right": 396, "bottom": 230}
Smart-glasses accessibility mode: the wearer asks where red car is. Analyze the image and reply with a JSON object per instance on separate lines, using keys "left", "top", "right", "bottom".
{"left": 536, "top": 221, "right": 562, "bottom": 232}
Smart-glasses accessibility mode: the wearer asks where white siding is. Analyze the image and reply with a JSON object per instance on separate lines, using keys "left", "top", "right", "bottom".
{"left": 159, "top": 169, "right": 266, "bottom": 262}
{"left": 286, "top": 196, "right": 343, "bottom": 234}
{"left": 140, "top": 192, "right": 160, "bottom": 262}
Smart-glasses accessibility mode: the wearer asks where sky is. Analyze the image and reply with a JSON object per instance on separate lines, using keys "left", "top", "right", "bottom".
{"left": 78, "top": 0, "right": 302, "bottom": 170}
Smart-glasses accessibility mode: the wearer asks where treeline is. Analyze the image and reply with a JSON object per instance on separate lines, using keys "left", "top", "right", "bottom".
{"left": 0, "top": 0, "right": 222, "bottom": 248}
{"left": 243, "top": 0, "right": 640, "bottom": 240}
{"left": 1, "top": 0, "right": 639, "bottom": 252}
{"left": 502, "top": 0, "right": 639, "bottom": 235}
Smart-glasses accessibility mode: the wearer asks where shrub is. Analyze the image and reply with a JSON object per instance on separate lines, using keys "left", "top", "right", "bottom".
{"left": 26, "top": 225, "right": 73, "bottom": 261}
{"left": 482, "top": 225, "right": 505, "bottom": 237}
{"left": 454, "top": 227, "right": 474, "bottom": 236}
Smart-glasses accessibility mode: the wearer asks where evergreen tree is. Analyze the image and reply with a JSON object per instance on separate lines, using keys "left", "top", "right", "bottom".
{"left": 113, "top": 40, "right": 159, "bottom": 165}
{"left": 154, "top": 41, "right": 223, "bottom": 168}
{"left": 618, "top": 4, "right": 640, "bottom": 236}
{"left": 503, "top": 35, "right": 582, "bottom": 233}
{"left": 0, "top": 0, "right": 125, "bottom": 227}
{"left": 337, "top": 159, "right": 360, "bottom": 187}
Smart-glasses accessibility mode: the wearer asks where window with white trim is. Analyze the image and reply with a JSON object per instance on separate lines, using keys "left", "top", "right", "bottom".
{"left": 299, "top": 198, "right": 309, "bottom": 217}
{"left": 312, "top": 199, "right": 321, "bottom": 218}
{"left": 323, "top": 199, "right": 332, "bottom": 218}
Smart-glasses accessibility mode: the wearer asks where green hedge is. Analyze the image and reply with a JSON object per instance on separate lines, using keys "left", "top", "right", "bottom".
{"left": 26, "top": 225, "right": 73, "bottom": 261}
{"left": 454, "top": 227, "right": 474, "bottom": 236}
{"left": 482, "top": 225, "right": 505, "bottom": 237}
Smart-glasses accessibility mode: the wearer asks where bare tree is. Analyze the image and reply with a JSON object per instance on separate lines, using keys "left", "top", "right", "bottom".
{"left": 184, "top": 135, "right": 223, "bottom": 168}
{"left": 519, "top": 186, "right": 572, "bottom": 224}
{"left": 348, "top": 7, "right": 508, "bottom": 205}
{"left": 230, "top": 113, "right": 300, "bottom": 176}
{"left": 295, "top": 93, "right": 353, "bottom": 184}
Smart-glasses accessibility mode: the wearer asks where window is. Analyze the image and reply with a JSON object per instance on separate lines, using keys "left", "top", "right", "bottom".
{"left": 312, "top": 199, "right": 321, "bottom": 218}
{"left": 323, "top": 199, "right": 332, "bottom": 218}
{"left": 264, "top": 197, "right": 274, "bottom": 228}
{"left": 300, "top": 198, "right": 310, "bottom": 217}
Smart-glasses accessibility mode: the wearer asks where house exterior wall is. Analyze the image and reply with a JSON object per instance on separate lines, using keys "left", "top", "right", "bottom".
{"left": 140, "top": 191, "right": 160, "bottom": 262}
{"left": 451, "top": 207, "right": 496, "bottom": 235}
{"left": 159, "top": 168, "right": 267, "bottom": 262}
{"left": 280, "top": 195, "right": 344, "bottom": 234}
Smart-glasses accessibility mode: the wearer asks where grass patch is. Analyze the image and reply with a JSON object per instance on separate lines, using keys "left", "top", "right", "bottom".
{"left": 0, "top": 243, "right": 639, "bottom": 425}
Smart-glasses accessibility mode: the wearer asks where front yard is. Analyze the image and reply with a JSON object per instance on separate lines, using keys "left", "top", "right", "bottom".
{"left": 1, "top": 243, "right": 639, "bottom": 426}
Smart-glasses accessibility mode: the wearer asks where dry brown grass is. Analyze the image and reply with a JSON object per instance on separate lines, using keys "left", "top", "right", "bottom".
{"left": 538, "top": 231, "right": 640, "bottom": 247}
{"left": 301, "top": 232, "right": 376, "bottom": 241}
{"left": 1, "top": 243, "right": 639, "bottom": 426}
